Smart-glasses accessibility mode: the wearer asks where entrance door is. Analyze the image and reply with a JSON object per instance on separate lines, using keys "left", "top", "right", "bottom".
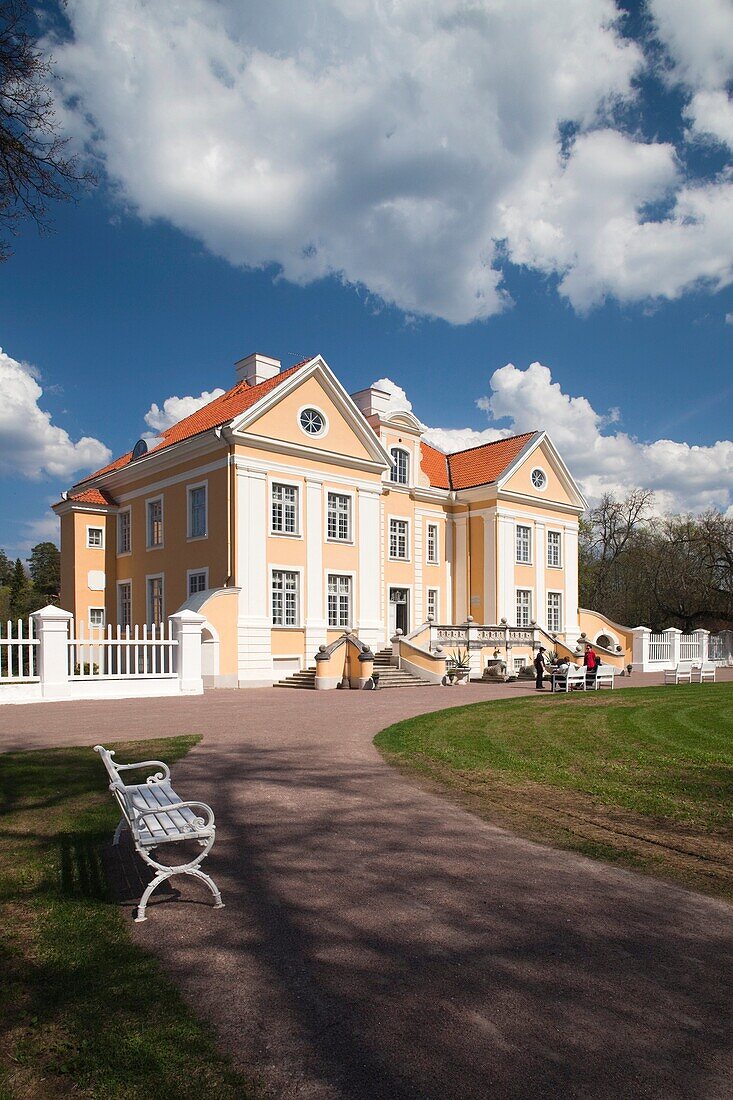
{"left": 389, "top": 588, "right": 410, "bottom": 636}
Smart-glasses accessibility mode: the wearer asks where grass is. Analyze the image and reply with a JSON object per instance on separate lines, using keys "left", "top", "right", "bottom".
{"left": 375, "top": 685, "right": 733, "bottom": 896}
{"left": 0, "top": 736, "right": 260, "bottom": 1100}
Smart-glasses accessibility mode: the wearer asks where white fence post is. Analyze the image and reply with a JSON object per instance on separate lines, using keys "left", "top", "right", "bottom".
{"left": 169, "top": 610, "right": 206, "bottom": 694}
{"left": 664, "top": 627, "right": 681, "bottom": 669}
{"left": 694, "top": 629, "right": 709, "bottom": 665}
{"left": 632, "top": 626, "right": 650, "bottom": 672}
{"left": 32, "top": 605, "right": 73, "bottom": 699}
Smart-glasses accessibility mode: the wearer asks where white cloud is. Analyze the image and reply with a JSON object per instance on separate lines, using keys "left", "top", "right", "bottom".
{"left": 726, "top": 313, "right": 733, "bottom": 325}
{"left": 143, "top": 389, "right": 225, "bottom": 433}
{"left": 474, "top": 361, "right": 733, "bottom": 512}
{"left": 372, "top": 376, "right": 508, "bottom": 452}
{"left": 0, "top": 348, "right": 111, "bottom": 480}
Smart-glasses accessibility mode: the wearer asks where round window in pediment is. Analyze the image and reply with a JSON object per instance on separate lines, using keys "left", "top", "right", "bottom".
{"left": 531, "top": 467, "right": 547, "bottom": 490}
{"left": 299, "top": 407, "right": 326, "bottom": 437}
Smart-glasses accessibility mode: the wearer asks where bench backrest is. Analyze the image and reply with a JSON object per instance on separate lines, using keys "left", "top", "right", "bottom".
{"left": 567, "top": 665, "right": 586, "bottom": 680}
{"left": 677, "top": 662, "right": 694, "bottom": 673}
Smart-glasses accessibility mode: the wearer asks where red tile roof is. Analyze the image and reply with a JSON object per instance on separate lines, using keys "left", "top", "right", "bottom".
{"left": 68, "top": 487, "right": 118, "bottom": 506}
{"left": 420, "top": 432, "right": 537, "bottom": 491}
{"left": 74, "top": 359, "right": 312, "bottom": 487}
{"left": 420, "top": 442, "right": 450, "bottom": 490}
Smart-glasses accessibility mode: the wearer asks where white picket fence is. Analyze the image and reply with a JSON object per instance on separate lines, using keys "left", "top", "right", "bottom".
{"left": 0, "top": 605, "right": 205, "bottom": 705}
{"left": 648, "top": 633, "right": 671, "bottom": 663}
{"left": 633, "top": 627, "right": 731, "bottom": 671}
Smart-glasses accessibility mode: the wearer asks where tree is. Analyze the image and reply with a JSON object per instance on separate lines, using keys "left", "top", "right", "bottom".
{"left": 579, "top": 489, "right": 654, "bottom": 620}
{"left": 0, "top": 0, "right": 92, "bottom": 260}
{"left": 27, "top": 540, "right": 59, "bottom": 597}
{"left": 0, "top": 547, "right": 12, "bottom": 586}
{"left": 8, "top": 555, "right": 29, "bottom": 617}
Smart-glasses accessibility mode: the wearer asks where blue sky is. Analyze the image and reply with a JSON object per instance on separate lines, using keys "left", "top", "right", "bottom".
{"left": 1, "top": 0, "right": 732, "bottom": 559}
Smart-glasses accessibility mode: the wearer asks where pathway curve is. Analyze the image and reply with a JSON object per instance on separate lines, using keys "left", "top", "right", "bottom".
{"left": 1, "top": 677, "right": 732, "bottom": 1098}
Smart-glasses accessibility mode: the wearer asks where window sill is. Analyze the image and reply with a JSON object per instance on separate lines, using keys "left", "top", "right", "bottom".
{"left": 272, "top": 625, "right": 303, "bottom": 631}
{"left": 425, "top": 560, "right": 440, "bottom": 567}
{"left": 146, "top": 544, "right": 164, "bottom": 551}
{"left": 326, "top": 537, "right": 355, "bottom": 545}
{"left": 269, "top": 531, "right": 303, "bottom": 539}
{"left": 116, "top": 551, "right": 132, "bottom": 558}
{"left": 388, "top": 556, "right": 411, "bottom": 563}
{"left": 515, "top": 559, "right": 533, "bottom": 566}
{"left": 547, "top": 564, "right": 563, "bottom": 569}
{"left": 187, "top": 534, "right": 208, "bottom": 542}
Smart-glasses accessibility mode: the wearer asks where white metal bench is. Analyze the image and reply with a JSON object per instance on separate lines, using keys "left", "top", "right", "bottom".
{"left": 592, "top": 666, "right": 616, "bottom": 689}
{"left": 664, "top": 662, "right": 693, "bottom": 684}
{"left": 552, "top": 664, "right": 587, "bottom": 692}
{"left": 693, "top": 661, "right": 716, "bottom": 683}
{"left": 94, "top": 744, "right": 224, "bottom": 923}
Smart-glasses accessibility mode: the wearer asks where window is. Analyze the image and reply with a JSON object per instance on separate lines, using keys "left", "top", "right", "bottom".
{"left": 389, "top": 518, "right": 409, "bottom": 560}
{"left": 87, "top": 526, "right": 104, "bottom": 549}
{"left": 427, "top": 588, "right": 439, "bottom": 620}
{"left": 118, "top": 582, "right": 131, "bottom": 629}
{"left": 547, "top": 530, "right": 562, "bottom": 568}
{"left": 426, "top": 523, "right": 438, "bottom": 564}
{"left": 89, "top": 607, "right": 105, "bottom": 628}
{"left": 147, "top": 576, "right": 164, "bottom": 626}
{"left": 299, "top": 407, "right": 326, "bottom": 436}
{"left": 272, "top": 570, "right": 299, "bottom": 626}
{"left": 188, "top": 485, "right": 207, "bottom": 538}
{"left": 516, "top": 589, "right": 532, "bottom": 627}
{"left": 514, "top": 657, "right": 526, "bottom": 673}
{"left": 188, "top": 570, "right": 208, "bottom": 596}
{"left": 147, "top": 498, "right": 163, "bottom": 548}
{"left": 271, "top": 483, "right": 298, "bottom": 535}
{"left": 390, "top": 447, "right": 409, "bottom": 485}
{"left": 327, "top": 492, "right": 351, "bottom": 541}
{"left": 547, "top": 592, "right": 562, "bottom": 633}
{"left": 327, "top": 574, "right": 352, "bottom": 628}
{"left": 531, "top": 468, "right": 547, "bottom": 490}
{"left": 516, "top": 524, "right": 531, "bottom": 564}
{"left": 117, "top": 510, "right": 131, "bottom": 554}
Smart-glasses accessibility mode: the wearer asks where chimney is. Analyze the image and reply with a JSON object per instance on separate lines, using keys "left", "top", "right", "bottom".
{"left": 234, "top": 352, "right": 281, "bottom": 386}
{"left": 351, "top": 385, "right": 392, "bottom": 420}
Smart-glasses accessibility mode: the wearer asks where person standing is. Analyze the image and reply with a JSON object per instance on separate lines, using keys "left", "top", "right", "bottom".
{"left": 584, "top": 643, "right": 598, "bottom": 684}
{"left": 534, "top": 646, "right": 548, "bottom": 690}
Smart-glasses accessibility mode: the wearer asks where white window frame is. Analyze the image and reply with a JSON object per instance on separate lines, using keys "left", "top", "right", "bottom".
{"left": 270, "top": 479, "right": 301, "bottom": 537}
{"left": 297, "top": 404, "right": 329, "bottom": 439}
{"left": 117, "top": 581, "right": 132, "bottom": 630}
{"left": 530, "top": 466, "right": 548, "bottom": 492}
{"left": 547, "top": 590, "right": 563, "bottom": 633}
{"left": 426, "top": 522, "right": 439, "bottom": 565}
{"left": 515, "top": 523, "right": 532, "bottom": 565}
{"left": 187, "top": 480, "right": 208, "bottom": 540}
{"left": 117, "top": 508, "right": 131, "bottom": 556}
{"left": 86, "top": 525, "right": 104, "bottom": 550}
{"left": 426, "top": 587, "right": 439, "bottom": 621}
{"left": 388, "top": 516, "right": 410, "bottom": 561}
{"left": 546, "top": 529, "right": 563, "bottom": 568}
{"left": 146, "top": 495, "right": 164, "bottom": 550}
{"left": 326, "top": 490, "right": 353, "bottom": 543}
{"left": 515, "top": 588, "right": 533, "bottom": 628}
{"left": 145, "top": 573, "right": 165, "bottom": 627}
{"left": 326, "top": 572, "right": 354, "bottom": 629}
{"left": 88, "top": 606, "right": 105, "bottom": 629}
{"left": 187, "top": 567, "right": 209, "bottom": 597}
{"left": 271, "top": 566, "right": 303, "bottom": 628}
{"left": 389, "top": 447, "right": 410, "bottom": 486}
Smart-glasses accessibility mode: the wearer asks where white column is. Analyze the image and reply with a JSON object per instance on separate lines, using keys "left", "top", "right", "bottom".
{"left": 169, "top": 610, "right": 205, "bottom": 694}
{"left": 357, "top": 487, "right": 383, "bottom": 649}
{"left": 632, "top": 626, "right": 650, "bottom": 671}
{"left": 534, "top": 521, "right": 545, "bottom": 629}
{"left": 664, "top": 627, "right": 682, "bottom": 669}
{"left": 32, "top": 605, "right": 73, "bottom": 700}
{"left": 496, "top": 514, "right": 515, "bottom": 623}
{"left": 305, "top": 476, "right": 327, "bottom": 658}
{"left": 414, "top": 513, "right": 424, "bottom": 625}
{"left": 482, "top": 511, "right": 497, "bottom": 624}
{"left": 694, "top": 628, "right": 709, "bottom": 665}
{"left": 235, "top": 465, "right": 273, "bottom": 686}
{"left": 563, "top": 523, "right": 579, "bottom": 639}
{"left": 445, "top": 516, "right": 453, "bottom": 625}
{"left": 454, "top": 515, "right": 468, "bottom": 623}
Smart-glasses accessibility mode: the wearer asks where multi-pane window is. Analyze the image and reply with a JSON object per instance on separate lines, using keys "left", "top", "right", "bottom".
{"left": 189, "top": 485, "right": 207, "bottom": 538}
{"left": 547, "top": 530, "right": 562, "bottom": 567}
{"left": 87, "top": 526, "right": 104, "bottom": 548}
{"left": 516, "top": 588, "right": 532, "bottom": 627}
{"left": 516, "top": 524, "right": 531, "bottom": 564}
{"left": 147, "top": 576, "right": 164, "bottom": 626}
{"left": 547, "top": 591, "right": 562, "bottom": 633}
{"left": 118, "top": 510, "right": 131, "bottom": 554}
{"left": 271, "top": 483, "right": 298, "bottom": 534}
{"left": 327, "top": 492, "right": 351, "bottom": 541}
{"left": 89, "top": 607, "right": 105, "bottom": 628}
{"left": 427, "top": 588, "right": 439, "bottom": 620}
{"left": 188, "top": 571, "right": 208, "bottom": 596}
{"left": 327, "top": 574, "right": 352, "bottom": 628}
{"left": 118, "top": 582, "right": 131, "bottom": 629}
{"left": 426, "top": 523, "right": 438, "bottom": 564}
{"left": 147, "top": 499, "right": 163, "bottom": 547}
{"left": 390, "top": 448, "right": 409, "bottom": 485}
{"left": 272, "top": 570, "right": 299, "bottom": 626}
{"left": 389, "top": 518, "right": 409, "bottom": 560}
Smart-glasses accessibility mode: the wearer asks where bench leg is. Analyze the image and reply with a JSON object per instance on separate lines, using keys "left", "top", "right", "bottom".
{"left": 134, "top": 866, "right": 225, "bottom": 922}
{"left": 113, "top": 817, "right": 127, "bottom": 846}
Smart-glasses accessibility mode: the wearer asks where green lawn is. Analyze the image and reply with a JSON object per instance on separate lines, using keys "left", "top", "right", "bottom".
{"left": 0, "top": 736, "right": 259, "bottom": 1100}
{"left": 375, "top": 685, "right": 733, "bottom": 893}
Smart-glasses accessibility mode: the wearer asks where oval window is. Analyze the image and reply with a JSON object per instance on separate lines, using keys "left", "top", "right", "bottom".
{"left": 531, "top": 468, "right": 547, "bottom": 490}
{"left": 299, "top": 408, "right": 326, "bottom": 436}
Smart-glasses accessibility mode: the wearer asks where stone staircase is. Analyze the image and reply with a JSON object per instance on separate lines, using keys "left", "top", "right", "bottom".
{"left": 274, "top": 647, "right": 434, "bottom": 690}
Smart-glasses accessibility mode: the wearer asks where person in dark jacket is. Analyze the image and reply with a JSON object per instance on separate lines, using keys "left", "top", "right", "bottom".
{"left": 534, "top": 647, "right": 548, "bottom": 690}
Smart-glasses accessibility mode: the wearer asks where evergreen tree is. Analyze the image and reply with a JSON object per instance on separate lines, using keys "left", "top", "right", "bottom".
{"left": 0, "top": 548, "right": 12, "bottom": 587}
{"left": 27, "top": 541, "right": 60, "bottom": 597}
{"left": 8, "top": 557, "right": 29, "bottom": 618}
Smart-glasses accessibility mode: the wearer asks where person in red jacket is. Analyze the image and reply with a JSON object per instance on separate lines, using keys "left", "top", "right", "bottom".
{"left": 584, "top": 643, "right": 598, "bottom": 683}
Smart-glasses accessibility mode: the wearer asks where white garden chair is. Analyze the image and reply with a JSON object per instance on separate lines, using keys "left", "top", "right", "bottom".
{"left": 693, "top": 662, "right": 716, "bottom": 683}
{"left": 663, "top": 662, "right": 694, "bottom": 684}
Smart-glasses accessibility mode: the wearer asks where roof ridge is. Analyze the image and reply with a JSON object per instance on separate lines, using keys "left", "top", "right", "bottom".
{"left": 444, "top": 429, "right": 537, "bottom": 459}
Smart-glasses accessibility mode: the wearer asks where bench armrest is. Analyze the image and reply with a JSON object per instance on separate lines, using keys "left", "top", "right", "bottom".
{"left": 133, "top": 800, "right": 215, "bottom": 835}
{"left": 115, "top": 759, "right": 171, "bottom": 783}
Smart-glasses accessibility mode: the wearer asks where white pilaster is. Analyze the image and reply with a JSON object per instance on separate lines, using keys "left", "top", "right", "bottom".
{"left": 305, "top": 476, "right": 327, "bottom": 658}
{"left": 169, "top": 609, "right": 205, "bottom": 694}
{"left": 483, "top": 511, "right": 497, "bottom": 624}
{"left": 358, "top": 487, "right": 383, "bottom": 649}
{"left": 454, "top": 515, "right": 468, "bottom": 624}
{"left": 235, "top": 465, "right": 273, "bottom": 685}
{"left": 32, "top": 605, "right": 73, "bottom": 699}
{"left": 496, "top": 514, "right": 515, "bottom": 622}
{"left": 563, "top": 524, "right": 579, "bottom": 638}
{"left": 414, "top": 513, "right": 424, "bottom": 624}
{"left": 534, "top": 521, "right": 545, "bottom": 630}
